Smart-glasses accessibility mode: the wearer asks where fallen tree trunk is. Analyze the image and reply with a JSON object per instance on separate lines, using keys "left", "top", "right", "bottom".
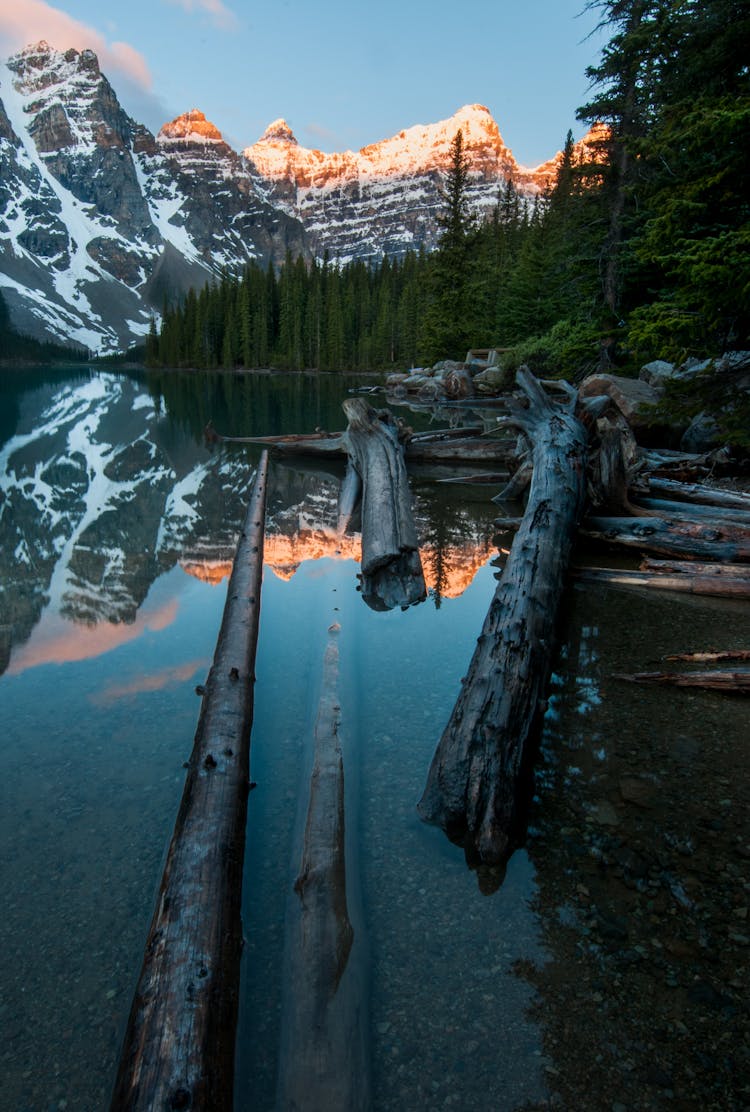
{"left": 276, "top": 623, "right": 369, "bottom": 1112}
{"left": 631, "top": 496, "right": 750, "bottom": 527}
{"left": 581, "top": 515, "right": 750, "bottom": 562}
{"left": 341, "top": 398, "right": 426, "bottom": 611}
{"left": 614, "top": 669, "right": 750, "bottom": 693}
{"left": 574, "top": 567, "right": 750, "bottom": 600}
{"left": 418, "top": 369, "right": 588, "bottom": 866}
{"left": 640, "top": 557, "right": 750, "bottom": 578}
{"left": 665, "top": 649, "right": 750, "bottom": 663}
{"left": 208, "top": 427, "right": 516, "bottom": 465}
{"left": 646, "top": 477, "right": 750, "bottom": 511}
{"left": 110, "top": 453, "right": 269, "bottom": 1112}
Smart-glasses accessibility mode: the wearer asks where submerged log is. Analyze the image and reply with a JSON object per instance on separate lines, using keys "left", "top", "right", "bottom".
{"left": 418, "top": 369, "right": 588, "bottom": 865}
{"left": 341, "top": 398, "right": 426, "bottom": 611}
{"left": 110, "top": 454, "right": 269, "bottom": 1112}
{"left": 581, "top": 515, "right": 750, "bottom": 562}
{"left": 276, "top": 623, "right": 369, "bottom": 1111}
{"left": 614, "top": 669, "right": 750, "bottom": 693}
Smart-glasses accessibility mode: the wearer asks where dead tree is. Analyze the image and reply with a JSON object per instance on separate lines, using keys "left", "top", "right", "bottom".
{"left": 276, "top": 623, "right": 370, "bottom": 1111}
{"left": 110, "top": 453, "right": 269, "bottom": 1112}
{"left": 418, "top": 369, "right": 588, "bottom": 865}
{"left": 341, "top": 398, "right": 426, "bottom": 611}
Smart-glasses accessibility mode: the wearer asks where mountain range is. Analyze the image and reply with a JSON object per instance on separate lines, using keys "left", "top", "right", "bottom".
{"left": 0, "top": 41, "right": 596, "bottom": 355}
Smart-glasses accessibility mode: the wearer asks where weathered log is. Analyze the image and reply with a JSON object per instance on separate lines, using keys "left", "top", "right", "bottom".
{"left": 209, "top": 427, "right": 516, "bottom": 465}
{"left": 639, "top": 446, "right": 733, "bottom": 479}
{"left": 581, "top": 515, "right": 750, "bottom": 562}
{"left": 646, "top": 477, "right": 750, "bottom": 511}
{"left": 418, "top": 369, "right": 588, "bottom": 865}
{"left": 574, "top": 567, "right": 750, "bottom": 600}
{"left": 110, "top": 453, "right": 269, "bottom": 1112}
{"left": 276, "top": 623, "right": 369, "bottom": 1111}
{"left": 631, "top": 496, "right": 750, "bottom": 527}
{"left": 341, "top": 398, "right": 426, "bottom": 611}
{"left": 614, "top": 669, "right": 750, "bottom": 693}
{"left": 641, "top": 557, "right": 750, "bottom": 578}
{"left": 664, "top": 649, "right": 750, "bottom": 663}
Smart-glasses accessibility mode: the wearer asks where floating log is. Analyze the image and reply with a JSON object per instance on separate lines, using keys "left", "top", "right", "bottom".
{"left": 581, "top": 515, "right": 750, "bottom": 562}
{"left": 614, "top": 669, "right": 750, "bottom": 693}
{"left": 341, "top": 398, "right": 426, "bottom": 611}
{"left": 574, "top": 567, "right": 750, "bottom": 600}
{"left": 418, "top": 369, "right": 588, "bottom": 866}
{"left": 208, "top": 427, "right": 516, "bottom": 465}
{"left": 110, "top": 453, "right": 269, "bottom": 1112}
{"left": 276, "top": 623, "right": 370, "bottom": 1112}
{"left": 646, "top": 477, "right": 750, "bottom": 511}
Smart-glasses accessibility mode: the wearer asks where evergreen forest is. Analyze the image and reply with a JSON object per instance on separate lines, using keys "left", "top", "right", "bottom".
{"left": 148, "top": 0, "right": 749, "bottom": 379}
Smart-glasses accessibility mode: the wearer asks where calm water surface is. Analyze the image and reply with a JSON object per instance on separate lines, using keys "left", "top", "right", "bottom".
{"left": 0, "top": 368, "right": 747, "bottom": 1111}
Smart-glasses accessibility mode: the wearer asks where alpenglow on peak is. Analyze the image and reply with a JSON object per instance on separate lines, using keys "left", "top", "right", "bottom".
{"left": 257, "top": 118, "right": 299, "bottom": 145}
{"left": 158, "top": 109, "right": 224, "bottom": 143}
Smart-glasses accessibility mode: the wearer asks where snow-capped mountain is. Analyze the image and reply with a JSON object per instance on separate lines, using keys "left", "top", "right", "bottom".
{"left": 243, "top": 104, "right": 576, "bottom": 263}
{"left": 0, "top": 43, "right": 306, "bottom": 353}
{"left": 0, "top": 41, "right": 596, "bottom": 354}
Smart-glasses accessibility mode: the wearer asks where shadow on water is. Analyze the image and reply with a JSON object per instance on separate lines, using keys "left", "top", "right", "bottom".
{"left": 0, "top": 367, "right": 747, "bottom": 1111}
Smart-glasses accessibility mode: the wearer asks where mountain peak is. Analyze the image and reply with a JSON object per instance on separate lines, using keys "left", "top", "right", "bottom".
{"left": 158, "top": 109, "right": 224, "bottom": 143}
{"left": 257, "top": 118, "right": 299, "bottom": 146}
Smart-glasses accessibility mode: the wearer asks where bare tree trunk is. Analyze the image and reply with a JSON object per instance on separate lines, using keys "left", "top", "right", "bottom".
{"left": 110, "top": 454, "right": 269, "bottom": 1112}
{"left": 276, "top": 623, "right": 370, "bottom": 1112}
{"left": 417, "top": 370, "right": 588, "bottom": 866}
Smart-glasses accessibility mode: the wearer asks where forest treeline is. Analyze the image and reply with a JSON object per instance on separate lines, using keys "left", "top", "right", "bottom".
{"left": 148, "top": 0, "right": 748, "bottom": 378}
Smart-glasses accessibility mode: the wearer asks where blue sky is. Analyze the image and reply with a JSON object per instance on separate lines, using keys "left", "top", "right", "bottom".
{"left": 0, "top": 0, "right": 606, "bottom": 165}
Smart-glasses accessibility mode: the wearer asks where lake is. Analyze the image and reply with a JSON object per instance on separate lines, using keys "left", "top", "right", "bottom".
{"left": 1, "top": 367, "right": 747, "bottom": 1111}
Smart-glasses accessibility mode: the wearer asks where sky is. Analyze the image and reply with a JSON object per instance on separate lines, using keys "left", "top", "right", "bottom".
{"left": 0, "top": 0, "right": 607, "bottom": 166}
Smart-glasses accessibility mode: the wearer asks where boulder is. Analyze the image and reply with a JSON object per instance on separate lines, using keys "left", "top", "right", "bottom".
{"left": 473, "top": 365, "right": 514, "bottom": 394}
{"left": 579, "top": 373, "right": 660, "bottom": 427}
{"left": 680, "top": 411, "right": 723, "bottom": 452}
{"left": 639, "top": 360, "right": 675, "bottom": 388}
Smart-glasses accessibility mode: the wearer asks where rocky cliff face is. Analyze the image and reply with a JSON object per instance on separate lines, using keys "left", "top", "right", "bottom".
{"left": 1, "top": 41, "right": 598, "bottom": 353}
{"left": 0, "top": 43, "right": 306, "bottom": 353}
{"left": 243, "top": 104, "right": 598, "bottom": 263}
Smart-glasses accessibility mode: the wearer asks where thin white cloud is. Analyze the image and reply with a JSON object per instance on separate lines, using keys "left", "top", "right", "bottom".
{"left": 0, "top": 0, "right": 153, "bottom": 89}
{"left": 163, "top": 0, "right": 239, "bottom": 32}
